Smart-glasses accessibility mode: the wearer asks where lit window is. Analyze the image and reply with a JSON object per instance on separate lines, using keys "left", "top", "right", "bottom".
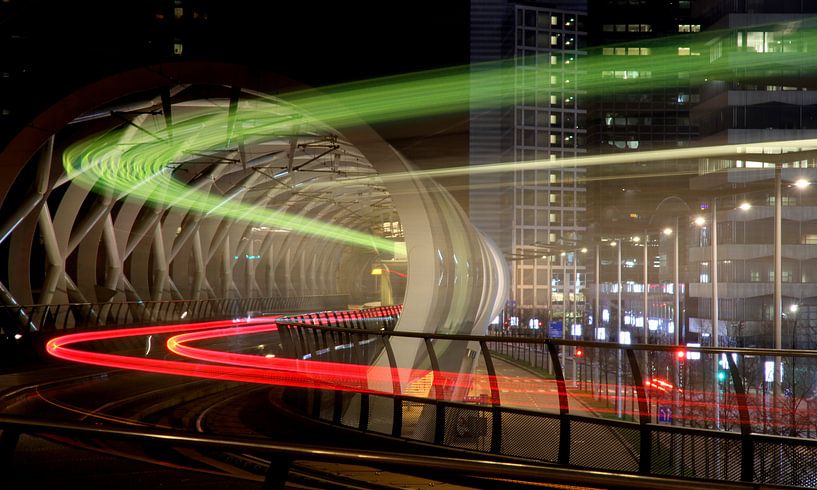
{"left": 747, "top": 32, "right": 765, "bottom": 52}
{"left": 641, "top": 24, "right": 651, "bottom": 32}
{"left": 551, "top": 35, "right": 558, "bottom": 45}
{"left": 550, "top": 95, "right": 557, "bottom": 105}
{"left": 551, "top": 55, "right": 557, "bottom": 64}
{"left": 551, "top": 16, "right": 558, "bottom": 26}
{"left": 615, "top": 47, "right": 626, "bottom": 55}
{"left": 628, "top": 24, "right": 639, "bottom": 32}
{"left": 628, "top": 47, "right": 639, "bottom": 55}
{"left": 603, "top": 47, "right": 613, "bottom": 55}
{"left": 174, "top": 7, "right": 183, "bottom": 19}
{"left": 173, "top": 42, "right": 184, "bottom": 55}
{"left": 615, "top": 24, "right": 625, "bottom": 32}
{"left": 692, "top": 24, "right": 701, "bottom": 32}
{"left": 550, "top": 134, "right": 557, "bottom": 144}
{"left": 603, "top": 24, "right": 614, "bottom": 32}
{"left": 550, "top": 173, "right": 557, "bottom": 183}
{"left": 678, "top": 24, "right": 690, "bottom": 33}
{"left": 641, "top": 47, "right": 651, "bottom": 55}
{"left": 678, "top": 47, "right": 691, "bottom": 56}
{"left": 550, "top": 114, "right": 558, "bottom": 124}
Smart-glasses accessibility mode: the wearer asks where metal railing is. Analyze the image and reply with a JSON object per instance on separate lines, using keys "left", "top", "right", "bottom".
{"left": 0, "top": 415, "right": 782, "bottom": 490}
{"left": 275, "top": 318, "right": 817, "bottom": 488}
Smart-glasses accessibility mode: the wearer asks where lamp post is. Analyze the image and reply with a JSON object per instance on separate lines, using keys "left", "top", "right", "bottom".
{"left": 700, "top": 197, "right": 754, "bottom": 429}
{"left": 614, "top": 238, "right": 623, "bottom": 418}
{"left": 648, "top": 195, "right": 694, "bottom": 346}
{"left": 789, "top": 303, "right": 799, "bottom": 349}
{"left": 662, "top": 224, "right": 680, "bottom": 345}
{"left": 774, "top": 173, "right": 810, "bottom": 399}
{"left": 595, "top": 242, "right": 601, "bottom": 341}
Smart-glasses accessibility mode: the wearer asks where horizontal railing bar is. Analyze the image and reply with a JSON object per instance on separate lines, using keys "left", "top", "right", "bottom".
{"left": 0, "top": 415, "right": 778, "bottom": 490}
{"left": 276, "top": 320, "right": 817, "bottom": 359}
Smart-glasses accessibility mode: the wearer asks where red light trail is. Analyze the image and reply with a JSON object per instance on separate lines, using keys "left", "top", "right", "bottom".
{"left": 45, "top": 309, "right": 813, "bottom": 430}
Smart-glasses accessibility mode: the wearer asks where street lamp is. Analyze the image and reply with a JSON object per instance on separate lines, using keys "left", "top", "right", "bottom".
{"left": 774, "top": 170, "right": 811, "bottom": 398}
{"left": 789, "top": 303, "right": 800, "bottom": 349}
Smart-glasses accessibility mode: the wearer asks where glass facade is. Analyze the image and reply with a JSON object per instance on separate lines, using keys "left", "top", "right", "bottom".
{"left": 512, "top": 4, "right": 587, "bottom": 326}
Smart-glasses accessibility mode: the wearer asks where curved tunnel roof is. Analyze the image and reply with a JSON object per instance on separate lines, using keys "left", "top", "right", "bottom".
{"left": 0, "top": 63, "right": 508, "bottom": 369}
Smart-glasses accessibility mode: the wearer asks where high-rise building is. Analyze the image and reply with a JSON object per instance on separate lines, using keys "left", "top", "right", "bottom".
{"left": 584, "top": 0, "right": 700, "bottom": 345}
{"left": 687, "top": 0, "right": 817, "bottom": 347}
{"left": 470, "top": 0, "right": 588, "bottom": 328}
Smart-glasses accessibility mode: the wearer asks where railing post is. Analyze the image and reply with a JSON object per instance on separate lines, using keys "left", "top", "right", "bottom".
{"left": 625, "top": 348, "right": 652, "bottom": 474}
{"left": 479, "top": 340, "right": 502, "bottom": 454}
{"left": 424, "top": 338, "right": 445, "bottom": 444}
{"left": 380, "top": 334, "right": 402, "bottom": 437}
{"left": 726, "top": 352, "right": 754, "bottom": 482}
{"left": 546, "top": 341, "right": 570, "bottom": 465}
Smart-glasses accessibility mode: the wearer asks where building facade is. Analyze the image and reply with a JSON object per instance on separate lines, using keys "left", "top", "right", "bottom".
{"left": 584, "top": 0, "right": 700, "bottom": 345}
{"left": 470, "top": 0, "right": 588, "bottom": 329}
{"left": 687, "top": 0, "right": 817, "bottom": 347}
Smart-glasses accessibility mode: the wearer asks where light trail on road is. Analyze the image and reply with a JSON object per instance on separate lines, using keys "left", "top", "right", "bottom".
{"left": 44, "top": 308, "right": 814, "bottom": 431}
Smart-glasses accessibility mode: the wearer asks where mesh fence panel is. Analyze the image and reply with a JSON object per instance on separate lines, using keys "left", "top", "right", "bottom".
{"left": 651, "top": 430, "right": 687, "bottom": 478}
{"left": 500, "top": 410, "right": 560, "bottom": 462}
{"left": 366, "top": 395, "right": 395, "bottom": 435}
{"left": 569, "top": 419, "right": 639, "bottom": 471}
{"left": 318, "top": 391, "right": 334, "bottom": 422}
{"left": 442, "top": 405, "right": 493, "bottom": 453}
{"left": 401, "top": 400, "right": 436, "bottom": 443}
{"left": 340, "top": 393, "right": 361, "bottom": 428}
{"left": 754, "top": 439, "right": 817, "bottom": 487}
{"left": 649, "top": 428, "right": 742, "bottom": 481}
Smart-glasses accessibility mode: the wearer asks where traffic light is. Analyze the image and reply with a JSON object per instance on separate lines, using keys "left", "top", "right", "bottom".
{"left": 717, "top": 370, "right": 727, "bottom": 382}
{"left": 575, "top": 347, "right": 584, "bottom": 358}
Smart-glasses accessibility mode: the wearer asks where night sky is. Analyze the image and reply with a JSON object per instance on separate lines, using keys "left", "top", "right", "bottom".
{"left": 0, "top": 0, "right": 472, "bottom": 200}
{"left": 0, "top": 1, "right": 469, "bottom": 135}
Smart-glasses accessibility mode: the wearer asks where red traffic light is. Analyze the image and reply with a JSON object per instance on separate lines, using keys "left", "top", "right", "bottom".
{"left": 676, "top": 350, "right": 686, "bottom": 359}
{"left": 575, "top": 348, "right": 584, "bottom": 358}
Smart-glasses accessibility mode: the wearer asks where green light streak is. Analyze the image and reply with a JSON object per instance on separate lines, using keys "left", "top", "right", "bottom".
{"left": 63, "top": 111, "right": 398, "bottom": 254}
{"left": 64, "top": 18, "right": 817, "bottom": 251}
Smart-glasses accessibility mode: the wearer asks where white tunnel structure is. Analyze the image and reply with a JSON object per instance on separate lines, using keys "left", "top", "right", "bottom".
{"left": 0, "top": 63, "right": 508, "bottom": 373}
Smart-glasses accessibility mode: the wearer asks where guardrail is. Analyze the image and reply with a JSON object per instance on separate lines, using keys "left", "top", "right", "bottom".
{"left": 0, "top": 415, "right": 783, "bottom": 490}
{"left": 275, "top": 318, "right": 817, "bottom": 488}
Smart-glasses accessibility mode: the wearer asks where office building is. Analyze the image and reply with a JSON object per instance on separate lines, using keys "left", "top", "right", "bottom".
{"left": 470, "top": 0, "right": 588, "bottom": 328}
